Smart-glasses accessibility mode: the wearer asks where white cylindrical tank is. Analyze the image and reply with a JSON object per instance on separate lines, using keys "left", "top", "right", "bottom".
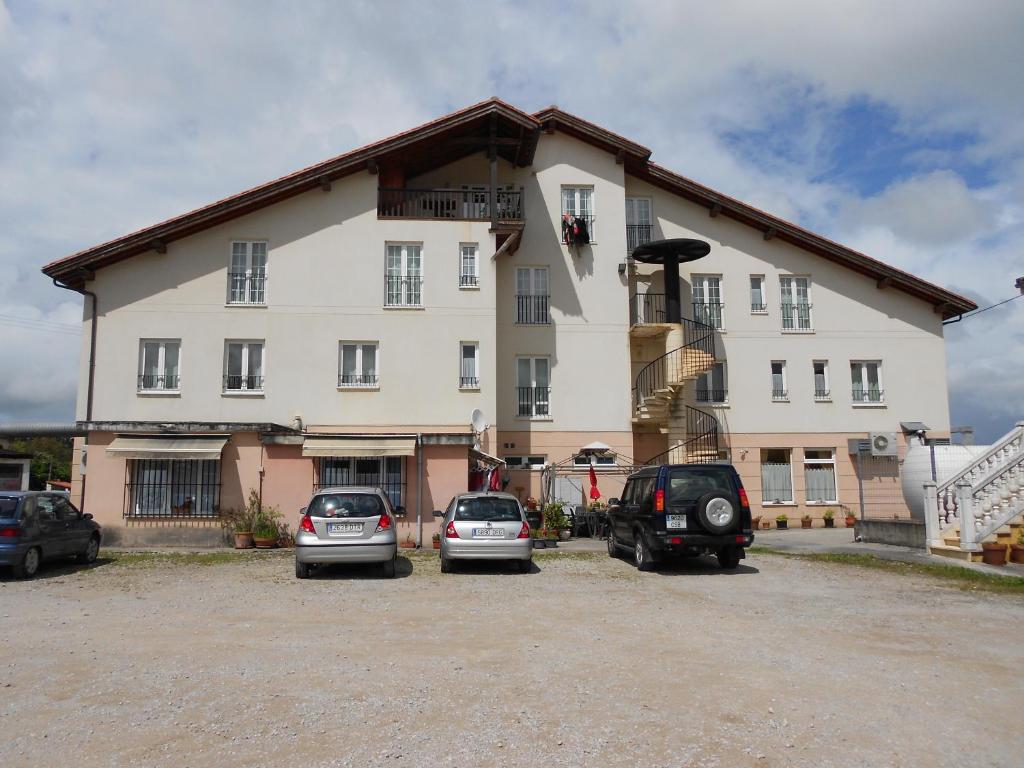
{"left": 901, "top": 440, "right": 991, "bottom": 519}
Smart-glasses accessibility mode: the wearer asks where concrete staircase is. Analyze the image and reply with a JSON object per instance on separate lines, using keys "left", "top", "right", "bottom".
{"left": 931, "top": 519, "right": 1024, "bottom": 563}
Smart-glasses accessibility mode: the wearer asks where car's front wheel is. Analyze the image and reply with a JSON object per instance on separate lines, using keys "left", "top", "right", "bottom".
{"left": 295, "top": 560, "right": 311, "bottom": 579}
{"left": 717, "top": 546, "right": 742, "bottom": 570}
{"left": 13, "top": 547, "right": 41, "bottom": 579}
{"left": 606, "top": 530, "right": 619, "bottom": 558}
{"left": 77, "top": 535, "right": 100, "bottom": 564}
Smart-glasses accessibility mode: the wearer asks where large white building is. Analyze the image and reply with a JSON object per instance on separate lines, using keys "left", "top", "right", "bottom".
{"left": 43, "top": 99, "right": 975, "bottom": 544}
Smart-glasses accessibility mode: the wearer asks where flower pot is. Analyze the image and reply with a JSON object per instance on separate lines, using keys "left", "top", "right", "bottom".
{"left": 823, "top": 518, "right": 834, "bottom": 528}
{"left": 432, "top": 540, "right": 441, "bottom": 550}
{"left": 253, "top": 536, "right": 277, "bottom": 549}
{"left": 400, "top": 541, "right": 416, "bottom": 549}
{"left": 558, "top": 529, "right": 571, "bottom": 541}
{"left": 981, "top": 542, "right": 1007, "bottom": 566}
{"left": 760, "top": 519, "right": 771, "bottom": 529}
{"left": 801, "top": 519, "right": 812, "bottom": 529}
{"left": 1010, "top": 544, "right": 1024, "bottom": 565}
{"left": 776, "top": 520, "right": 788, "bottom": 530}
{"left": 234, "top": 532, "right": 254, "bottom": 549}
{"left": 533, "top": 538, "right": 546, "bottom": 549}
{"left": 844, "top": 516, "right": 856, "bottom": 528}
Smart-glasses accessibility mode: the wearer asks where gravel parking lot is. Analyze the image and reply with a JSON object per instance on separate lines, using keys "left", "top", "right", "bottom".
{"left": 2, "top": 548, "right": 1022, "bottom": 768}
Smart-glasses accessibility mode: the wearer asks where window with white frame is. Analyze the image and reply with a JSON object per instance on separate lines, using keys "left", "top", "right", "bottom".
{"left": 750, "top": 275, "right": 767, "bottom": 312}
{"left": 561, "top": 186, "right": 595, "bottom": 241}
{"left": 696, "top": 362, "right": 728, "bottom": 403}
{"left": 515, "top": 267, "right": 550, "bottom": 324}
{"left": 625, "top": 197, "right": 652, "bottom": 252}
{"left": 804, "top": 449, "right": 837, "bottom": 503}
{"left": 850, "top": 360, "right": 884, "bottom": 403}
{"left": 692, "top": 275, "right": 724, "bottom": 329}
{"left": 459, "top": 342, "right": 479, "bottom": 389}
{"left": 516, "top": 357, "right": 550, "bottom": 417}
{"left": 813, "top": 360, "right": 830, "bottom": 400}
{"left": 780, "top": 276, "right": 812, "bottom": 331}
{"left": 572, "top": 454, "right": 616, "bottom": 468}
{"left": 503, "top": 455, "right": 546, "bottom": 469}
{"left": 224, "top": 341, "right": 264, "bottom": 392}
{"left": 770, "top": 360, "right": 788, "bottom": 400}
{"left": 338, "top": 342, "right": 379, "bottom": 387}
{"left": 138, "top": 339, "right": 180, "bottom": 392}
{"left": 385, "top": 243, "right": 422, "bottom": 307}
{"left": 459, "top": 243, "right": 478, "bottom": 288}
{"left": 760, "top": 448, "right": 794, "bottom": 504}
{"left": 228, "top": 241, "right": 267, "bottom": 305}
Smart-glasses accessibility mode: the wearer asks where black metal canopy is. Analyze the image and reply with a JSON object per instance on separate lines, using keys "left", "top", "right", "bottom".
{"left": 631, "top": 238, "right": 711, "bottom": 323}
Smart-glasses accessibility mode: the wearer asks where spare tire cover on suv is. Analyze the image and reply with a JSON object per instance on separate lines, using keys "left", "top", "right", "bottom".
{"left": 695, "top": 492, "right": 737, "bottom": 534}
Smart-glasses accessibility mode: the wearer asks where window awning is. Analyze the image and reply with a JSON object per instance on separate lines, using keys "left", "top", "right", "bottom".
{"left": 470, "top": 448, "right": 505, "bottom": 468}
{"left": 302, "top": 436, "right": 417, "bottom": 458}
{"left": 106, "top": 435, "right": 228, "bottom": 460}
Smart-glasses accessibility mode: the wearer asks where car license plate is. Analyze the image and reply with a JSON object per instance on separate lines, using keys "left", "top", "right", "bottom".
{"left": 666, "top": 515, "right": 687, "bottom": 530}
{"left": 327, "top": 522, "right": 363, "bottom": 535}
{"left": 473, "top": 528, "right": 504, "bottom": 538}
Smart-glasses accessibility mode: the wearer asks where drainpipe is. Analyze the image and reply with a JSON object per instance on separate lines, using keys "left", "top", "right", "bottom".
{"left": 416, "top": 433, "right": 424, "bottom": 548}
{"left": 52, "top": 277, "right": 97, "bottom": 513}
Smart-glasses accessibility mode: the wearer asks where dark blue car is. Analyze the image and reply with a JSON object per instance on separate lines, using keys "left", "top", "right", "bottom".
{"left": 0, "top": 491, "right": 102, "bottom": 578}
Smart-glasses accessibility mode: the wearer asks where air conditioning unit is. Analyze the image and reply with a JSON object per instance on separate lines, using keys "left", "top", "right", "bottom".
{"left": 869, "top": 432, "right": 899, "bottom": 457}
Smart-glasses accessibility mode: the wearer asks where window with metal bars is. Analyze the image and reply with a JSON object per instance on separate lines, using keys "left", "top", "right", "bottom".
{"left": 316, "top": 456, "right": 405, "bottom": 508}
{"left": 228, "top": 241, "right": 267, "bottom": 305}
{"left": 125, "top": 459, "right": 220, "bottom": 518}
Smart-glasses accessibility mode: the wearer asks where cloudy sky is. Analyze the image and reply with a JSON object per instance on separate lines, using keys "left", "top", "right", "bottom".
{"left": 0, "top": 0, "right": 1021, "bottom": 441}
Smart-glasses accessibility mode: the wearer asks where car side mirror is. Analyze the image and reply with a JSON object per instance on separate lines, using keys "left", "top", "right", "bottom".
{"left": 394, "top": 506, "right": 407, "bottom": 518}
{"left": 432, "top": 510, "right": 444, "bottom": 518}
{"left": 299, "top": 507, "right": 307, "bottom": 516}
{"left": 83, "top": 513, "right": 94, "bottom": 520}
{"left": 608, "top": 498, "right": 619, "bottom": 507}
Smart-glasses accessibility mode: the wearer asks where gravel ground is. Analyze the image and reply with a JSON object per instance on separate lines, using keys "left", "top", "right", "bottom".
{"left": 1, "top": 549, "right": 1022, "bottom": 768}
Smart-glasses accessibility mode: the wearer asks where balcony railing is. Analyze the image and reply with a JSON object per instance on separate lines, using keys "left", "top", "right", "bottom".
{"left": 626, "top": 223, "right": 652, "bottom": 253}
{"left": 459, "top": 273, "right": 479, "bottom": 288}
{"left": 852, "top": 387, "right": 884, "bottom": 404}
{"left": 385, "top": 275, "right": 423, "bottom": 307}
{"left": 338, "top": 374, "right": 379, "bottom": 388}
{"left": 630, "top": 292, "right": 666, "bottom": 325}
{"left": 138, "top": 374, "right": 180, "bottom": 391}
{"left": 224, "top": 375, "right": 264, "bottom": 392}
{"left": 377, "top": 187, "right": 523, "bottom": 221}
{"left": 228, "top": 270, "right": 266, "bottom": 305}
{"left": 771, "top": 389, "right": 789, "bottom": 401}
{"left": 459, "top": 376, "right": 480, "bottom": 389}
{"left": 696, "top": 388, "right": 728, "bottom": 403}
{"left": 750, "top": 301, "right": 767, "bottom": 312}
{"left": 516, "top": 294, "right": 550, "bottom": 324}
{"left": 781, "top": 302, "right": 813, "bottom": 331}
{"left": 692, "top": 301, "right": 724, "bottom": 330}
{"left": 517, "top": 387, "right": 551, "bottom": 418}
{"left": 814, "top": 388, "right": 831, "bottom": 401}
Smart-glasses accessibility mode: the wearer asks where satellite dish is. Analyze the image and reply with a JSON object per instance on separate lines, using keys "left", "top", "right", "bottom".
{"left": 470, "top": 409, "right": 488, "bottom": 434}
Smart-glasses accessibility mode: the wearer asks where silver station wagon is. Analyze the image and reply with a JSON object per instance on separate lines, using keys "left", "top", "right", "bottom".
{"left": 295, "top": 486, "right": 399, "bottom": 579}
{"left": 435, "top": 492, "right": 532, "bottom": 573}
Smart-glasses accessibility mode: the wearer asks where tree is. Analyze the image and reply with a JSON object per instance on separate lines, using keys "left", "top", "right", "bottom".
{"left": 8, "top": 437, "right": 73, "bottom": 490}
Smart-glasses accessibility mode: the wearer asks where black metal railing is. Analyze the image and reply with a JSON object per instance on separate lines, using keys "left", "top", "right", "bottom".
{"left": 633, "top": 317, "right": 716, "bottom": 410}
{"left": 315, "top": 457, "right": 406, "bottom": 509}
{"left": 385, "top": 275, "right": 423, "bottom": 307}
{"left": 692, "top": 301, "right": 724, "bottom": 329}
{"left": 814, "top": 388, "right": 831, "bottom": 400}
{"left": 852, "top": 387, "right": 884, "bottom": 403}
{"left": 517, "top": 387, "right": 551, "bottom": 417}
{"left": 516, "top": 294, "right": 550, "bottom": 324}
{"left": 338, "top": 374, "right": 379, "bottom": 387}
{"left": 228, "top": 270, "right": 267, "bottom": 304}
{"left": 460, "top": 376, "right": 480, "bottom": 389}
{"left": 771, "top": 389, "right": 789, "bottom": 401}
{"left": 138, "top": 374, "right": 180, "bottom": 391}
{"left": 626, "top": 223, "right": 652, "bottom": 252}
{"left": 696, "top": 388, "right": 728, "bottom": 403}
{"left": 750, "top": 301, "right": 767, "bottom": 312}
{"left": 125, "top": 458, "right": 221, "bottom": 518}
{"left": 460, "top": 273, "right": 479, "bottom": 288}
{"left": 642, "top": 406, "right": 722, "bottom": 466}
{"left": 781, "top": 302, "right": 813, "bottom": 331}
{"left": 562, "top": 214, "right": 596, "bottom": 244}
{"left": 377, "top": 187, "right": 523, "bottom": 221}
{"left": 223, "top": 374, "right": 264, "bottom": 391}
{"left": 629, "top": 292, "right": 666, "bottom": 325}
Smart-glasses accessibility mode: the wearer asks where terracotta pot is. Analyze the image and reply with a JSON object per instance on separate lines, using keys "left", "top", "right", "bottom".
{"left": 981, "top": 542, "right": 1007, "bottom": 566}
{"left": 845, "top": 516, "right": 856, "bottom": 528}
{"left": 432, "top": 540, "right": 441, "bottom": 550}
{"left": 1010, "top": 544, "right": 1024, "bottom": 565}
{"left": 234, "top": 532, "right": 254, "bottom": 549}
{"left": 801, "top": 519, "right": 812, "bottom": 529}
{"left": 400, "top": 541, "right": 416, "bottom": 549}
{"left": 253, "top": 536, "right": 277, "bottom": 549}
{"left": 760, "top": 519, "right": 771, "bottom": 529}
{"left": 776, "top": 520, "right": 788, "bottom": 530}
{"left": 823, "top": 518, "right": 834, "bottom": 528}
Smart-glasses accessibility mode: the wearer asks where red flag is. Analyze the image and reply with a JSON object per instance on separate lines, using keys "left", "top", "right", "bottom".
{"left": 589, "top": 464, "right": 601, "bottom": 500}
{"left": 488, "top": 467, "right": 501, "bottom": 491}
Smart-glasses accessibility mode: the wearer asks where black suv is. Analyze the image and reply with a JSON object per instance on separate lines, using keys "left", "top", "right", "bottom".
{"left": 606, "top": 463, "right": 754, "bottom": 570}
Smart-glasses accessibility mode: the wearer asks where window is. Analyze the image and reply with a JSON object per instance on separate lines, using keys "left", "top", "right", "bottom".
{"left": 459, "top": 243, "right": 478, "bottom": 288}
{"left": 696, "top": 362, "right": 728, "bottom": 403}
{"left": 692, "top": 275, "right": 724, "bottom": 329}
{"left": 625, "top": 197, "right": 652, "bottom": 252}
{"left": 750, "top": 275, "right": 766, "bottom": 312}
{"left": 224, "top": 341, "right": 264, "bottom": 392}
{"left": 516, "top": 357, "right": 550, "bottom": 417}
{"left": 138, "top": 339, "right": 180, "bottom": 392}
{"left": 851, "top": 361, "right": 884, "bottom": 404}
{"left": 460, "top": 342, "right": 479, "bottom": 389}
{"left": 228, "top": 241, "right": 267, "bottom": 305}
{"left": 572, "top": 454, "right": 616, "bottom": 468}
{"left": 804, "top": 449, "right": 837, "bottom": 503}
{"left": 317, "top": 456, "right": 404, "bottom": 508}
{"left": 339, "top": 342, "right": 379, "bottom": 388}
{"left": 813, "top": 360, "right": 830, "bottom": 400}
{"left": 127, "top": 459, "right": 221, "bottom": 517}
{"left": 562, "top": 186, "right": 595, "bottom": 241}
{"left": 385, "top": 243, "right": 423, "bottom": 307}
{"left": 503, "top": 455, "right": 546, "bottom": 469}
{"left": 780, "top": 276, "right": 812, "bottom": 331}
{"left": 770, "top": 360, "right": 788, "bottom": 400}
{"left": 515, "top": 267, "right": 550, "bottom": 324}
{"left": 760, "top": 449, "right": 794, "bottom": 504}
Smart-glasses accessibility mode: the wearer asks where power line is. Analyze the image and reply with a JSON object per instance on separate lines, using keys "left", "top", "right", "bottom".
{"left": 943, "top": 293, "right": 1023, "bottom": 325}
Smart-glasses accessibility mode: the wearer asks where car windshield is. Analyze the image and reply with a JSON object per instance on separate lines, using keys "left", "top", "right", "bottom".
{"left": 0, "top": 496, "right": 19, "bottom": 519}
{"left": 308, "top": 493, "right": 384, "bottom": 518}
{"left": 667, "top": 468, "right": 733, "bottom": 505}
{"left": 454, "top": 497, "right": 522, "bottom": 522}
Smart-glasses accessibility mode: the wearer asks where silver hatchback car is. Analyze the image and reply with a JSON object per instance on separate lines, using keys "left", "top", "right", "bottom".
{"left": 295, "top": 486, "right": 399, "bottom": 579}
{"left": 435, "top": 492, "right": 533, "bottom": 573}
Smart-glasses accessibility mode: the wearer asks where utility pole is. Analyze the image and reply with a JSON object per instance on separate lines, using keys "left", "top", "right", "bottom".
{"left": 1016, "top": 276, "right": 1024, "bottom": 295}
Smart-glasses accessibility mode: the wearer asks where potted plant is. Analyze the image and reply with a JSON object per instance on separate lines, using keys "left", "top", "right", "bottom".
{"left": 276, "top": 520, "right": 295, "bottom": 548}
{"left": 751, "top": 514, "right": 762, "bottom": 530}
{"left": 400, "top": 533, "right": 416, "bottom": 549}
{"left": 543, "top": 502, "right": 571, "bottom": 541}
{"left": 844, "top": 510, "right": 857, "bottom": 528}
{"left": 224, "top": 489, "right": 263, "bottom": 549}
{"left": 801, "top": 513, "right": 812, "bottom": 529}
{"left": 822, "top": 509, "right": 835, "bottom": 528}
{"left": 981, "top": 540, "right": 1007, "bottom": 566}
{"left": 775, "top": 513, "right": 788, "bottom": 530}
{"left": 760, "top": 517, "right": 771, "bottom": 529}
{"left": 431, "top": 532, "right": 441, "bottom": 550}
{"left": 1011, "top": 529, "right": 1024, "bottom": 565}
{"left": 531, "top": 528, "right": 546, "bottom": 549}
{"left": 252, "top": 504, "right": 283, "bottom": 548}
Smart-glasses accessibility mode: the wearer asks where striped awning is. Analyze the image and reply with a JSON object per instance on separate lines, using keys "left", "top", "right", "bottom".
{"left": 106, "top": 435, "right": 228, "bottom": 460}
{"left": 301, "top": 436, "right": 417, "bottom": 458}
